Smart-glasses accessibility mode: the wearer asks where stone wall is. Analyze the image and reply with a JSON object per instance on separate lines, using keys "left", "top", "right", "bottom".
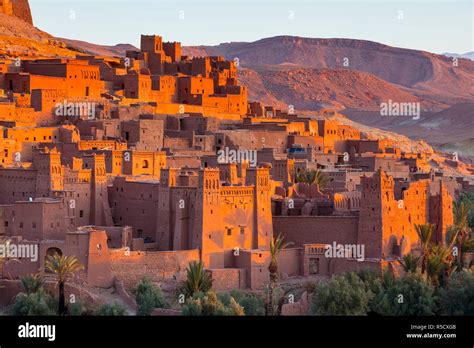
{"left": 277, "top": 248, "right": 301, "bottom": 277}
{"left": 273, "top": 216, "right": 359, "bottom": 247}
{"left": 109, "top": 248, "right": 199, "bottom": 289}
{"left": 208, "top": 268, "right": 246, "bottom": 290}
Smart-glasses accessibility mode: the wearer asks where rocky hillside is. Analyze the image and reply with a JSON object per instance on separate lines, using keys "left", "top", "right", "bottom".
{"left": 11, "top": 0, "right": 33, "bottom": 25}
{"left": 238, "top": 66, "right": 444, "bottom": 112}
{"left": 63, "top": 35, "right": 474, "bottom": 110}
{"left": 183, "top": 36, "right": 474, "bottom": 156}
{"left": 327, "top": 112, "right": 474, "bottom": 172}
{"left": 184, "top": 36, "right": 474, "bottom": 105}
{"left": 59, "top": 38, "right": 138, "bottom": 57}
{"left": 342, "top": 102, "right": 474, "bottom": 159}
{"left": 0, "top": 13, "right": 78, "bottom": 57}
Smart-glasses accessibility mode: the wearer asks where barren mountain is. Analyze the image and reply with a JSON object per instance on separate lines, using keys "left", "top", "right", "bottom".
{"left": 183, "top": 36, "right": 474, "bottom": 105}
{"left": 238, "top": 66, "right": 444, "bottom": 112}
{"left": 183, "top": 36, "right": 473, "bottom": 154}
{"left": 444, "top": 52, "right": 474, "bottom": 61}
{"left": 328, "top": 112, "right": 474, "bottom": 171}
{"left": 342, "top": 102, "right": 474, "bottom": 160}
{"left": 343, "top": 102, "right": 474, "bottom": 143}
{"left": 59, "top": 38, "right": 138, "bottom": 57}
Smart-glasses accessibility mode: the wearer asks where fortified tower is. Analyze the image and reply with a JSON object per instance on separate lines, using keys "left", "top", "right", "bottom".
{"left": 429, "top": 180, "right": 454, "bottom": 244}
{"left": 34, "top": 147, "right": 64, "bottom": 197}
{"left": 245, "top": 167, "right": 273, "bottom": 250}
{"left": 195, "top": 168, "right": 221, "bottom": 267}
{"left": 140, "top": 35, "right": 163, "bottom": 54}
{"left": 156, "top": 168, "right": 181, "bottom": 250}
{"left": 85, "top": 154, "right": 109, "bottom": 225}
{"left": 357, "top": 170, "right": 394, "bottom": 259}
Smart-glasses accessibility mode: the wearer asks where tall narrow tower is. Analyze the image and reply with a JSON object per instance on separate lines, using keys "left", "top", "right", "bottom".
{"left": 195, "top": 168, "right": 221, "bottom": 267}
{"left": 34, "top": 148, "right": 64, "bottom": 198}
{"left": 246, "top": 167, "right": 273, "bottom": 250}
{"left": 357, "top": 170, "right": 394, "bottom": 259}
{"left": 156, "top": 168, "right": 180, "bottom": 250}
{"left": 89, "top": 154, "right": 108, "bottom": 225}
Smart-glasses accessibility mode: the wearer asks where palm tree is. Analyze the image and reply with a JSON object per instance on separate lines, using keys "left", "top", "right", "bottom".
{"left": 398, "top": 254, "right": 420, "bottom": 274}
{"left": 453, "top": 200, "right": 471, "bottom": 232}
{"left": 451, "top": 200, "right": 474, "bottom": 268}
{"left": 20, "top": 274, "right": 44, "bottom": 295}
{"left": 45, "top": 254, "right": 83, "bottom": 315}
{"left": 184, "top": 261, "right": 213, "bottom": 298}
{"left": 459, "top": 233, "right": 474, "bottom": 268}
{"left": 266, "top": 234, "right": 293, "bottom": 316}
{"left": 445, "top": 226, "right": 459, "bottom": 249}
{"left": 295, "top": 169, "right": 329, "bottom": 189}
{"left": 414, "top": 224, "right": 436, "bottom": 275}
{"left": 426, "top": 244, "right": 455, "bottom": 286}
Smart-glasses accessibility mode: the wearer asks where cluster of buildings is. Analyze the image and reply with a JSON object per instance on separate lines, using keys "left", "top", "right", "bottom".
{"left": 0, "top": 35, "right": 472, "bottom": 291}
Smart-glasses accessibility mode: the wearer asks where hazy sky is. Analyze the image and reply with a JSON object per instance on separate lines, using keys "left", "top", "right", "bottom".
{"left": 30, "top": 0, "right": 473, "bottom": 54}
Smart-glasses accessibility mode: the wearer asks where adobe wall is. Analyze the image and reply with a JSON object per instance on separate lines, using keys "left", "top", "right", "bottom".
{"left": 219, "top": 130, "right": 288, "bottom": 152}
{"left": 273, "top": 216, "right": 359, "bottom": 247}
{"left": 329, "top": 258, "right": 386, "bottom": 275}
{"left": 84, "top": 230, "right": 114, "bottom": 288}
{"left": 109, "top": 248, "right": 199, "bottom": 289}
{"left": 233, "top": 249, "right": 270, "bottom": 290}
{"left": 2, "top": 250, "right": 40, "bottom": 278}
{"left": 0, "top": 169, "right": 37, "bottom": 204}
{"left": 167, "top": 156, "right": 202, "bottom": 168}
{"left": 0, "top": 279, "right": 23, "bottom": 306}
{"left": 109, "top": 178, "right": 160, "bottom": 240}
{"left": 149, "top": 103, "right": 242, "bottom": 120}
{"left": 208, "top": 268, "right": 246, "bottom": 290}
{"left": 277, "top": 248, "right": 301, "bottom": 277}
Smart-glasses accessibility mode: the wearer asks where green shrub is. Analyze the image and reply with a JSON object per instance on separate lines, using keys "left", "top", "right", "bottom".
{"left": 94, "top": 302, "right": 128, "bottom": 316}
{"left": 438, "top": 270, "right": 474, "bottom": 315}
{"left": 135, "top": 277, "right": 167, "bottom": 316}
{"left": 68, "top": 300, "right": 86, "bottom": 316}
{"left": 310, "top": 272, "right": 374, "bottom": 316}
{"left": 231, "top": 290, "right": 265, "bottom": 316}
{"left": 371, "top": 273, "right": 437, "bottom": 315}
{"left": 13, "top": 288, "right": 56, "bottom": 316}
{"left": 238, "top": 295, "right": 265, "bottom": 316}
{"left": 184, "top": 261, "right": 213, "bottom": 298}
{"left": 20, "top": 274, "right": 44, "bottom": 295}
{"left": 182, "top": 291, "right": 244, "bottom": 316}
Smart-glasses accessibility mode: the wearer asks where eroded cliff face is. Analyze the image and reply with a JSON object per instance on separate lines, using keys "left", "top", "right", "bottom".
{"left": 4, "top": 0, "right": 33, "bottom": 24}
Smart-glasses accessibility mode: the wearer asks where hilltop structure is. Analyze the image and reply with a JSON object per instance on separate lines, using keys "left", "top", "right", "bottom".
{"left": 0, "top": 34, "right": 471, "bottom": 293}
